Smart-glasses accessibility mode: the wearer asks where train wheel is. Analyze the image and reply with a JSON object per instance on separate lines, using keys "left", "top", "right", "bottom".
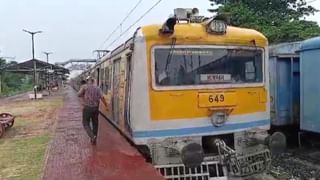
{"left": 0, "top": 124, "right": 4, "bottom": 138}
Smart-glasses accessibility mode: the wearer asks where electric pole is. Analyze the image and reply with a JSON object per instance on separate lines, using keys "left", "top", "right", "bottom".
{"left": 42, "top": 51, "right": 52, "bottom": 92}
{"left": 42, "top": 51, "right": 52, "bottom": 63}
{"left": 23, "top": 29, "right": 42, "bottom": 99}
{"left": 93, "top": 50, "right": 110, "bottom": 60}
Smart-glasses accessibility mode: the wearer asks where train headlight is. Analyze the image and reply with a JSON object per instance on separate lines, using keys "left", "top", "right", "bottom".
{"left": 211, "top": 112, "right": 227, "bottom": 127}
{"left": 207, "top": 20, "right": 227, "bottom": 34}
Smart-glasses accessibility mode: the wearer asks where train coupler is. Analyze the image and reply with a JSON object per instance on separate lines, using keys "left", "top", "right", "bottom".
{"left": 214, "top": 139, "right": 271, "bottom": 177}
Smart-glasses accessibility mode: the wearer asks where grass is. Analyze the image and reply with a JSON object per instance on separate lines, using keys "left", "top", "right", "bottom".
{"left": 0, "top": 86, "right": 33, "bottom": 97}
{"left": 0, "top": 136, "right": 50, "bottom": 180}
{"left": 0, "top": 96, "right": 64, "bottom": 180}
{"left": 0, "top": 98, "right": 63, "bottom": 117}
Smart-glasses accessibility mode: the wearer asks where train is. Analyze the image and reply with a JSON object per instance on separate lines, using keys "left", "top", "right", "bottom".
{"left": 73, "top": 8, "right": 286, "bottom": 180}
{"left": 299, "top": 37, "right": 320, "bottom": 135}
{"left": 268, "top": 38, "right": 320, "bottom": 147}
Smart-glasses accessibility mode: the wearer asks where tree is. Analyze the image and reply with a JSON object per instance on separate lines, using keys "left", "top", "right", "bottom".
{"left": 209, "top": 0, "right": 320, "bottom": 43}
{"left": 0, "top": 58, "right": 33, "bottom": 96}
{"left": 0, "top": 58, "right": 6, "bottom": 69}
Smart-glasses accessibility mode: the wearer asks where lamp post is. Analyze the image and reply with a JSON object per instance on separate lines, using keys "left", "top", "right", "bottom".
{"left": 42, "top": 51, "right": 52, "bottom": 93}
{"left": 42, "top": 51, "right": 52, "bottom": 64}
{"left": 23, "top": 29, "right": 42, "bottom": 99}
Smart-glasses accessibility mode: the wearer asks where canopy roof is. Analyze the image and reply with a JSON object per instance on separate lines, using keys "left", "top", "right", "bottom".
{"left": 3, "top": 59, "right": 69, "bottom": 75}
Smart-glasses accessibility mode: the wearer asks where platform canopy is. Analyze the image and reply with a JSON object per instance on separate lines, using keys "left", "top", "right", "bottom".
{"left": 3, "top": 59, "right": 69, "bottom": 75}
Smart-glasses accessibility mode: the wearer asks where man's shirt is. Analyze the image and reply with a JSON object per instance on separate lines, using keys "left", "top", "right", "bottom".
{"left": 78, "top": 84, "right": 102, "bottom": 107}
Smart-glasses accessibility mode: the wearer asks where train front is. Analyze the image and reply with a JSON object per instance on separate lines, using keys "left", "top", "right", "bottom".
{"left": 130, "top": 9, "right": 285, "bottom": 179}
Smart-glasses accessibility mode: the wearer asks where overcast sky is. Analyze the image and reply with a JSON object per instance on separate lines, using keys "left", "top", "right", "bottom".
{"left": 0, "top": 0, "right": 319, "bottom": 63}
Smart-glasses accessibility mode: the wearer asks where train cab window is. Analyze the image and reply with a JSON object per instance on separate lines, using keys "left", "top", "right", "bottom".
{"left": 154, "top": 47, "right": 263, "bottom": 86}
{"left": 245, "top": 61, "right": 256, "bottom": 80}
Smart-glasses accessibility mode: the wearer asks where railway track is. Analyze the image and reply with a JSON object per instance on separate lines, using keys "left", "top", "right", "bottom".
{"left": 270, "top": 148, "right": 320, "bottom": 179}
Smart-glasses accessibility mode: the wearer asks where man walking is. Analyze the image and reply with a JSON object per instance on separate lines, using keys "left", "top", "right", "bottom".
{"left": 78, "top": 77, "right": 107, "bottom": 145}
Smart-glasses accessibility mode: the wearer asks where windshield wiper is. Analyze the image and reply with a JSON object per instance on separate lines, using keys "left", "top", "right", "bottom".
{"left": 251, "top": 39, "right": 259, "bottom": 57}
{"left": 164, "top": 37, "right": 177, "bottom": 72}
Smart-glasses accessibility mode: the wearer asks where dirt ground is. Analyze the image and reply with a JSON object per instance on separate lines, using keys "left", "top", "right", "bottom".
{"left": 42, "top": 86, "right": 163, "bottom": 180}
{"left": 0, "top": 91, "right": 64, "bottom": 179}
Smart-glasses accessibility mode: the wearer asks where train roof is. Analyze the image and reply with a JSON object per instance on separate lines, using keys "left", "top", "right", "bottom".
{"left": 301, "top": 36, "right": 320, "bottom": 51}
{"left": 99, "top": 23, "right": 268, "bottom": 63}
{"left": 141, "top": 23, "right": 268, "bottom": 47}
{"left": 269, "top": 42, "right": 301, "bottom": 57}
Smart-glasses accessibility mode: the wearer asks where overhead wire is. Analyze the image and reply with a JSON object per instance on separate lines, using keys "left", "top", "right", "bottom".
{"left": 105, "top": 0, "right": 163, "bottom": 50}
{"left": 97, "top": 0, "right": 143, "bottom": 50}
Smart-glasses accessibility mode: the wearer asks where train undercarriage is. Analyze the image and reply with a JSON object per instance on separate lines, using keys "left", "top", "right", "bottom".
{"left": 137, "top": 131, "right": 285, "bottom": 179}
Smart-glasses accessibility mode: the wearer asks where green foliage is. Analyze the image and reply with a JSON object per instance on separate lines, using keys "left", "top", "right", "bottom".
{"left": 0, "top": 58, "right": 33, "bottom": 96}
{"left": 0, "top": 58, "right": 6, "bottom": 69}
{"left": 209, "top": 0, "right": 320, "bottom": 43}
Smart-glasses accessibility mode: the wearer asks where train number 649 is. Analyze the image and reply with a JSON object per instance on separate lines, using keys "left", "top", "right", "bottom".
{"left": 209, "top": 94, "right": 225, "bottom": 103}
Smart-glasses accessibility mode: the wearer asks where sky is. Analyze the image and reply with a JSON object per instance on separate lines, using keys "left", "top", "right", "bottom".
{"left": 0, "top": 0, "right": 319, "bottom": 63}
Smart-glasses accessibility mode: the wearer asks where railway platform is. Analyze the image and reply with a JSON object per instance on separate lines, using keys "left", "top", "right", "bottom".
{"left": 43, "top": 87, "right": 163, "bottom": 180}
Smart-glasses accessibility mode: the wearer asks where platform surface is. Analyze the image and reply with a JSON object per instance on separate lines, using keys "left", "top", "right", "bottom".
{"left": 43, "top": 87, "right": 163, "bottom": 180}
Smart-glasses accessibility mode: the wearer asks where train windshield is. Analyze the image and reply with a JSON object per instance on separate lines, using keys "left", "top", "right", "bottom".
{"left": 154, "top": 47, "right": 263, "bottom": 86}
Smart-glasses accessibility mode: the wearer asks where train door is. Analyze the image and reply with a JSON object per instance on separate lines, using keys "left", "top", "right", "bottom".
{"left": 101, "top": 68, "right": 104, "bottom": 91}
{"left": 112, "top": 59, "right": 121, "bottom": 124}
{"left": 102, "top": 64, "right": 113, "bottom": 119}
{"left": 276, "top": 56, "right": 300, "bottom": 125}
{"left": 276, "top": 58, "right": 291, "bottom": 125}
{"left": 124, "top": 53, "right": 132, "bottom": 134}
{"left": 96, "top": 68, "right": 100, "bottom": 86}
{"left": 292, "top": 57, "right": 300, "bottom": 124}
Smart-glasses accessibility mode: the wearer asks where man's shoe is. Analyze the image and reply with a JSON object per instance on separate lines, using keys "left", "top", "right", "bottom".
{"left": 91, "top": 136, "right": 97, "bottom": 145}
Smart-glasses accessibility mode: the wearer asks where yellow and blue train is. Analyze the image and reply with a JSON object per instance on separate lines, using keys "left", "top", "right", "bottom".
{"left": 74, "top": 8, "right": 285, "bottom": 179}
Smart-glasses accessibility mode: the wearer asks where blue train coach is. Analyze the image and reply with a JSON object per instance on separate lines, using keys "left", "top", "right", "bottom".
{"left": 300, "top": 37, "right": 320, "bottom": 133}
{"left": 269, "top": 42, "right": 301, "bottom": 126}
